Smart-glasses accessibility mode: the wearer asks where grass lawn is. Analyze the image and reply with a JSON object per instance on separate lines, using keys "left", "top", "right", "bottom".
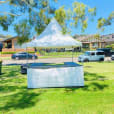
{"left": 0, "top": 57, "right": 11, "bottom": 60}
{"left": 39, "top": 52, "right": 83, "bottom": 59}
{"left": 0, "top": 62, "right": 114, "bottom": 114}
{"left": 0, "top": 52, "right": 83, "bottom": 60}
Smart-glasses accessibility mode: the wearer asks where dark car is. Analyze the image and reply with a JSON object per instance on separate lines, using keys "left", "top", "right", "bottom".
{"left": 0, "top": 42, "right": 3, "bottom": 52}
{"left": 12, "top": 52, "right": 38, "bottom": 60}
{"left": 97, "top": 48, "right": 111, "bottom": 56}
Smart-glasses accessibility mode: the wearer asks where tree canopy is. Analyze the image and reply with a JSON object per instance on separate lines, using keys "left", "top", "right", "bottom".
{"left": 97, "top": 11, "right": 114, "bottom": 32}
{"left": 0, "top": 0, "right": 96, "bottom": 45}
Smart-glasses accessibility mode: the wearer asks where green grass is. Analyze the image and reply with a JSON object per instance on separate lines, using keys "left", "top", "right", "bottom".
{"left": 38, "top": 52, "right": 83, "bottom": 59}
{"left": 39, "top": 51, "right": 83, "bottom": 56}
{"left": 0, "top": 57, "right": 11, "bottom": 60}
{"left": 0, "top": 62, "right": 114, "bottom": 114}
{"left": 0, "top": 52, "right": 83, "bottom": 60}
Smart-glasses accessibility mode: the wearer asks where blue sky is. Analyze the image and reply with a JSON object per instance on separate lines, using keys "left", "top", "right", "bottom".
{"left": 0, "top": 0, "right": 114, "bottom": 36}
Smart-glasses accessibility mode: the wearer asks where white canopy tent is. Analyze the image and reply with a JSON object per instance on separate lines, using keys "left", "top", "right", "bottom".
{"left": 21, "top": 18, "right": 82, "bottom": 62}
{"left": 22, "top": 18, "right": 82, "bottom": 48}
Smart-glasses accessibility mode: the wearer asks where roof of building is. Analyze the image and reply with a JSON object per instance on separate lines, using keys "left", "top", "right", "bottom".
{"left": 101, "top": 33, "right": 114, "bottom": 42}
{"left": 75, "top": 35, "right": 105, "bottom": 43}
{"left": 0, "top": 36, "right": 18, "bottom": 42}
{"left": 74, "top": 33, "right": 114, "bottom": 43}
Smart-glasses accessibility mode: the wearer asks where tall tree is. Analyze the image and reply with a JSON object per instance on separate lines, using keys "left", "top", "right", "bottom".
{"left": 0, "top": 0, "right": 96, "bottom": 45}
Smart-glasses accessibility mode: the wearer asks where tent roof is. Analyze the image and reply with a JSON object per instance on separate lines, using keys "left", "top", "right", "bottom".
{"left": 23, "top": 18, "right": 82, "bottom": 48}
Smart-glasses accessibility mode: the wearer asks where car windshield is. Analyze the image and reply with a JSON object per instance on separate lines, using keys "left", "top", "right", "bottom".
{"left": 84, "top": 52, "right": 90, "bottom": 56}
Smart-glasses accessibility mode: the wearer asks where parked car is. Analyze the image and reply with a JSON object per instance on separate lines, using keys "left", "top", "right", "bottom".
{"left": 96, "top": 48, "right": 111, "bottom": 56}
{"left": 0, "top": 42, "right": 3, "bottom": 52}
{"left": 111, "top": 55, "right": 114, "bottom": 60}
{"left": 78, "top": 51, "right": 105, "bottom": 62}
{"left": 12, "top": 52, "right": 38, "bottom": 60}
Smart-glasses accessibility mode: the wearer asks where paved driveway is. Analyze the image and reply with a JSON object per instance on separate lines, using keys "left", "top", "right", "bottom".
{"left": 2, "top": 57, "right": 111, "bottom": 65}
{"left": 2, "top": 57, "right": 78, "bottom": 65}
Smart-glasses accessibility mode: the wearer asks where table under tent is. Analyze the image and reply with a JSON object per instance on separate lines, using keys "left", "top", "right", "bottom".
{"left": 21, "top": 18, "right": 84, "bottom": 88}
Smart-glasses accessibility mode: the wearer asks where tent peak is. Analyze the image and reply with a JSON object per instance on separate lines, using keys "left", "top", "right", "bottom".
{"left": 37, "top": 18, "right": 62, "bottom": 39}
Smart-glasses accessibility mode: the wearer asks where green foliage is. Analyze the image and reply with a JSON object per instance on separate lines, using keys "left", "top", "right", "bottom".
{"left": 14, "top": 20, "right": 31, "bottom": 45}
{"left": 97, "top": 11, "right": 114, "bottom": 31}
{"left": 0, "top": 0, "right": 96, "bottom": 44}
{"left": 0, "top": 15, "right": 14, "bottom": 31}
{"left": 55, "top": 6, "right": 66, "bottom": 25}
{"left": 1, "top": 52, "right": 16, "bottom": 54}
{"left": 108, "top": 11, "right": 114, "bottom": 20}
{"left": 97, "top": 18, "right": 106, "bottom": 29}
{"left": 88, "top": 7, "right": 96, "bottom": 16}
{"left": 82, "top": 19, "right": 88, "bottom": 32}
{"left": 93, "top": 34, "right": 100, "bottom": 39}
{"left": 73, "top": 2, "right": 86, "bottom": 19}
{"left": 106, "top": 44, "right": 114, "bottom": 49}
{"left": 1, "top": 51, "right": 35, "bottom": 54}
{"left": 72, "top": 2, "right": 96, "bottom": 32}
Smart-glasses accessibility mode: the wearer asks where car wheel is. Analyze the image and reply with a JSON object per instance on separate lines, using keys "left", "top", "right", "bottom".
{"left": 99, "top": 58, "right": 104, "bottom": 61}
{"left": 84, "top": 59, "right": 89, "bottom": 62}
{"left": 15, "top": 57, "right": 19, "bottom": 60}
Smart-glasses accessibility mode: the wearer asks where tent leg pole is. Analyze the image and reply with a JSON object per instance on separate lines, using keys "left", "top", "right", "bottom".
{"left": 26, "top": 47, "right": 28, "bottom": 66}
{"left": 72, "top": 46, "right": 73, "bottom": 62}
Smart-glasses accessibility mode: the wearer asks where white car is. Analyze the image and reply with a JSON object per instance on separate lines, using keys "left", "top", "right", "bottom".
{"left": 111, "top": 55, "right": 114, "bottom": 60}
{"left": 78, "top": 51, "right": 105, "bottom": 62}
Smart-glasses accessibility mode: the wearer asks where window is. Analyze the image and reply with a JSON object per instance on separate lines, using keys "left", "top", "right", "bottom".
{"left": 85, "top": 52, "right": 90, "bottom": 56}
{"left": 83, "top": 44, "right": 89, "bottom": 48}
{"left": 92, "top": 43, "right": 98, "bottom": 48}
{"left": 96, "top": 52, "right": 104, "bottom": 55}
{"left": 91, "top": 52, "right": 95, "bottom": 56}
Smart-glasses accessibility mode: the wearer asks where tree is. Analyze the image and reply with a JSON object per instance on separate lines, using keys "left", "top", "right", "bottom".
{"left": 97, "top": 11, "right": 114, "bottom": 31}
{"left": 0, "top": 0, "right": 96, "bottom": 45}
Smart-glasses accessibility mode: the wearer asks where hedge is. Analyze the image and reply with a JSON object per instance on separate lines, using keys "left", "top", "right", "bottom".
{"left": 1, "top": 51, "right": 35, "bottom": 54}
{"left": 1, "top": 52, "right": 16, "bottom": 54}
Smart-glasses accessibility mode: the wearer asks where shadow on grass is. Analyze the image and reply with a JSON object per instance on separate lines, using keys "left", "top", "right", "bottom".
{"left": 0, "top": 66, "right": 41, "bottom": 112}
{"left": 0, "top": 68, "right": 23, "bottom": 84}
{"left": 0, "top": 90, "right": 41, "bottom": 112}
{"left": 0, "top": 65, "right": 109, "bottom": 111}
{"left": 65, "top": 72, "right": 108, "bottom": 93}
{"left": 84, "top": 72, "right": 107, "bottom": 81}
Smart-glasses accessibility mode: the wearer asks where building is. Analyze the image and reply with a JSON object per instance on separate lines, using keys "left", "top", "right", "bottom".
{"left": 0, "top": 36, "right": 34, "bottom": 52}
{"left": 101, "top": 33, "right": 114, "bottom": 45}
{"left": 75, "top": 35, "right": 105, "bottom": 49}
{"left": 74, "top": 33, "right": 114, "bottom": 49}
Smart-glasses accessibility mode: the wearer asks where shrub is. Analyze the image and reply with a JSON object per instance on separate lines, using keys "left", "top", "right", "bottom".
{"left": 1, "top": 52, "right": 16, "bottom": 54}
{"left": 27, "top": 51, "right": 35, "bottom": 54}
{"left": 1, "top": 51, "right": 35, "bottom": 54}
{"left": 106, "top": 44, "right": 114, "bottom": 50}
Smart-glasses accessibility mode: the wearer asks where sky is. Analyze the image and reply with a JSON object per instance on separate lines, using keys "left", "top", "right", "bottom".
{"left": 0, "top": 0, "right": 114, "bottom": 37}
